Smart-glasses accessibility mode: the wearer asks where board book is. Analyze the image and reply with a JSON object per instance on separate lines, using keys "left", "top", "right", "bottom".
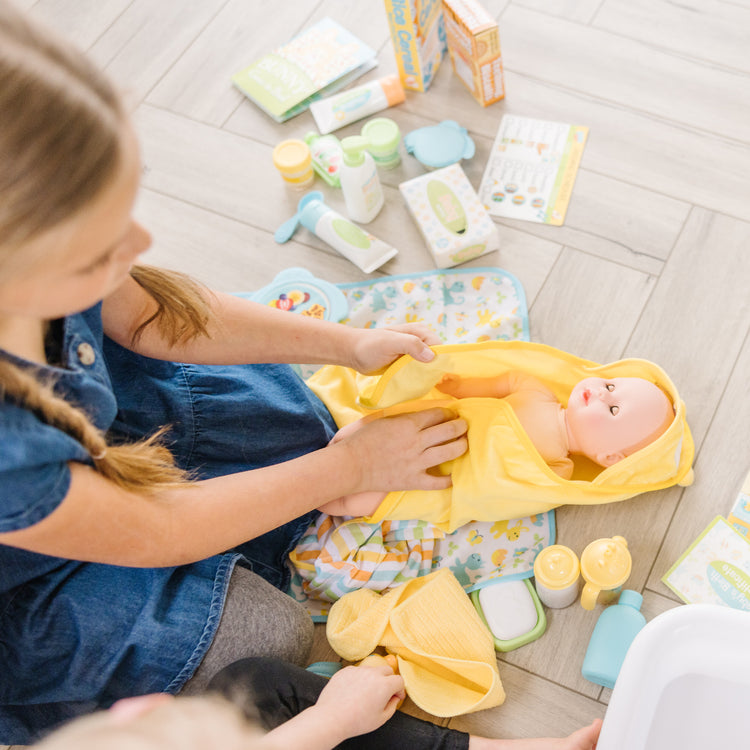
{"left": 232, "top": 17, "right": 377, "bottom": 122}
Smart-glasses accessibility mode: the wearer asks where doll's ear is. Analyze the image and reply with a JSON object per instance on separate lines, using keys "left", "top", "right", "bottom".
{"left": 597, "top": 451, "right": 626, "bottom": 467}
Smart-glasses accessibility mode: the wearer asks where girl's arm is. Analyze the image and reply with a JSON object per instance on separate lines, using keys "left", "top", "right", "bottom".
{"left": 261, "top": 665, "right": 405, "bottom": 750}
{"left": 0, "top": 408, "right": 467, "bottom": 567}
{"left": 101, "top": 275, "right": 435, "bottom": 372}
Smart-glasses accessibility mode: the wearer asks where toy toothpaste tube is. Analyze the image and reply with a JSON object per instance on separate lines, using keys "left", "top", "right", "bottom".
{"left": 309, "top": 75, "right": 405, "bottom": 134}
{"left": 274, "top": 191, "right": 397, "bottom": 273}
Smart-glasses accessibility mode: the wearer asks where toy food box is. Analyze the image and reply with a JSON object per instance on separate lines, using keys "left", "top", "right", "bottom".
{"left": 399, "top": 163, "right": 499, "bottom": 268}
{"left": 442, "top": 0, "right": 505, "bottom": 106}
{"left": 383, "top": 0, "right": 447, "bottom": 92}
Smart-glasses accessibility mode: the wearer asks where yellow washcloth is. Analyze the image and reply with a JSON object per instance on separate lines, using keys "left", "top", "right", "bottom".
{"left": 326, "top": 568, "right": 505, "bottom": 717}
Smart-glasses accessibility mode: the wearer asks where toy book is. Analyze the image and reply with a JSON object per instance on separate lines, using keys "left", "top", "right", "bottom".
{"left": 478, "top": 115, "right": 588, "bottom": 226}
{"left": 231, "top": 17, "right": 377, "bottom": 122}
{"left": 662, "top": 516, "right": 750, "bottom": 611}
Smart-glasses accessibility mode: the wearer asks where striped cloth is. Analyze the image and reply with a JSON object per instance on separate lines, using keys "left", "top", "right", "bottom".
{"left": 290, "top": 515, "right": 443, "bottom": 602}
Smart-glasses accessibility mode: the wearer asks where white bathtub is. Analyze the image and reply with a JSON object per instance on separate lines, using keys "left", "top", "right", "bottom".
{"left": 597, "top": 603, "right": 750, "bottom": 750}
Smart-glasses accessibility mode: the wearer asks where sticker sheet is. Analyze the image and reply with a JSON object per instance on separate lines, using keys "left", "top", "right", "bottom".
{"left": 478, "top": 115, "right": 588, "bottom": 226}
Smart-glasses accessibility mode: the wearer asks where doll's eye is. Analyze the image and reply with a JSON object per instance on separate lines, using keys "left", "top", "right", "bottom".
{"left": 610, "top": 405, "right": 619, "bottom": 415}
{"left": 606, "top": 383, "right": 615, "bottom": 391}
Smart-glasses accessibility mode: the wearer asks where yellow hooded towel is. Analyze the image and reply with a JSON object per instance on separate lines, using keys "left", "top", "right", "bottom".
{"left": 307, "top": 340, "right": 695, "bottom": 531}
{"left": 326, "top": 568, "right": 505, "bottom": 717}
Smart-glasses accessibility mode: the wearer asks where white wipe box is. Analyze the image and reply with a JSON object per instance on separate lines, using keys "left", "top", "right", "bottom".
{"left": 399, "top": 163, "right": 499, "bottom": 268}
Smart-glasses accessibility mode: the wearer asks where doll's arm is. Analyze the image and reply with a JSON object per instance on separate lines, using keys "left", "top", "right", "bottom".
{"left": 436, "top": 372, "right": 518, "bottom": 399}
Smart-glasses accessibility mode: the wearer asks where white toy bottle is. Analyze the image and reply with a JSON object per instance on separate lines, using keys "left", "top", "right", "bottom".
{"left": 339, "top": 136, "right": 384, "bottom": 224}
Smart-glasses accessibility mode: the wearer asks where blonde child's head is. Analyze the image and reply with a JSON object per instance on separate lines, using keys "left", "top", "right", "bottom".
{"left": 32, "top": 694, "right": 269, "bottom": 750}
{"left": 0, "top": 0, "right": 126, "bottom": 275}
{"left": 0, "top": 0, "right": 211, "bottom": 492}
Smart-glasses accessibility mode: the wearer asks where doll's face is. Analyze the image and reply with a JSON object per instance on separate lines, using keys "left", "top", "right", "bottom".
{"left": 565, "top": 377, "right": 673, "bottom": 467}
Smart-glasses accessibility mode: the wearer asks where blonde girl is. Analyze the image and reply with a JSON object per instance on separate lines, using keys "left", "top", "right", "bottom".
{"left": 0, "top": 1, "right": 468, "bottom": 742}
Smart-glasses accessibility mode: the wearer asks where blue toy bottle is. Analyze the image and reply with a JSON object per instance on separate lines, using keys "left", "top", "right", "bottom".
{"left": 581, "top": 589, "right": 647, "bottom": 689}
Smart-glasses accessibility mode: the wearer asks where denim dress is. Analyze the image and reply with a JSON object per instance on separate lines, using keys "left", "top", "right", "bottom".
{"left": 0, "top": 304, "right": 336, "bottom": 743}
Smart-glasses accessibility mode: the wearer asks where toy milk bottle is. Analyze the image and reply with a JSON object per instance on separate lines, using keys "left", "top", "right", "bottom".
{"left": 581, "top": 589, "right": 647, "bottom": 689}
{"left": 579, "top": 536, "right": 632, "bottom": 610}
{"left": 533, "top": 545, "right": 580, "bottom": 608}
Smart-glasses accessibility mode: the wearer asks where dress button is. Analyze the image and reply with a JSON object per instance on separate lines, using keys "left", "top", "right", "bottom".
{"left": 76, "top": 342, "right": 96, "bottom": 366}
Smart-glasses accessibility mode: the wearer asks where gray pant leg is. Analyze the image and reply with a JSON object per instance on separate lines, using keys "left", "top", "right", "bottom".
{"left": 181, "top": 565, "right": 314, "bottom": 695}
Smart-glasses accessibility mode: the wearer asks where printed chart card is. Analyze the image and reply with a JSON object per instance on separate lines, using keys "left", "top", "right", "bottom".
{"left": 478, "top": 115, "right": 588, "bottom": 226}
{"left": 662, "top": 516, "right": 750, "bottom": 611}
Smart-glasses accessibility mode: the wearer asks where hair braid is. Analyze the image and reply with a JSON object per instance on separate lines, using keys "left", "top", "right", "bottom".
{"left": 0, "top": 358, "right": 190, "bottom": 493}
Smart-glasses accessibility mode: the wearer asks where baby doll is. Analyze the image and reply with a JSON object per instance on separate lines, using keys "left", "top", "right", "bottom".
{"left": 319, "top": 371, "right": 675, "bottom": 526}
{"left": 435, "top": 371, "right": 675, "bottom": 477}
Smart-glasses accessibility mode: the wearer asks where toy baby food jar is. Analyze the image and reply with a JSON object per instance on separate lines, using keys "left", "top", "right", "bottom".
{"left": 579, "top": 535, "right": 632, "bottom": 610}
{"left": 533, "top": 545, "right": 580, "bottom": 608}
{"left": 272, "top": 139, "right": 314, "bottom": 189}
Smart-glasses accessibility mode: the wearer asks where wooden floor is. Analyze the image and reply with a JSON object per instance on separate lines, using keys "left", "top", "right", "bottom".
{"left": 7, "top": 0, "right": 750, "bottom": 746}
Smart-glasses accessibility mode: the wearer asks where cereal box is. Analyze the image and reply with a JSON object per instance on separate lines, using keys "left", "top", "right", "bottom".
{"left": 442, "top": 0, "right": 505, "bottom": 106}
{"left": 383, "top": 0, "right": 447, "bottom": 92}
{"left": 399, "top": 164, "right": 499, "bottom": 268}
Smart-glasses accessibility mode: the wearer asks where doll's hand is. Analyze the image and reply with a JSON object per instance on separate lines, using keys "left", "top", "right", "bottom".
{"left": 334, "top": 407, "right": 468, "bottom": 495}
{"left": 313, "top": 664, "right": 405, "bottom": 741}
{"left": 349, "top": 324, "right": 439, "bottom": 375}
{"left": 317, "top": 491, "right": 386, "bottom": 518}
{"left": 435, "top": 373, "right": 462, "bottom": 397}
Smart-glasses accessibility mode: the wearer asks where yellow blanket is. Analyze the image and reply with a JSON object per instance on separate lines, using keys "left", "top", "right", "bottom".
{"left": 307, "top": 340, "right": 695, "bottom": 530}
{"left": 326, "top": 568, "right": 505, "bottom": 717}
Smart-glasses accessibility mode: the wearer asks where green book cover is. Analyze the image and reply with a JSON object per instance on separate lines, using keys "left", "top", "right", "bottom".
{"left": 232, "top": 17, "right": 377, "bottom": 122}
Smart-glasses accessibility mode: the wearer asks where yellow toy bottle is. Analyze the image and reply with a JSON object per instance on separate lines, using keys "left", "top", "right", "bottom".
{"left": 579, "top": 536, "right": 632, "bottom": 610}
{"left": 533, "top": 545, "right": 580, "bottom": 609}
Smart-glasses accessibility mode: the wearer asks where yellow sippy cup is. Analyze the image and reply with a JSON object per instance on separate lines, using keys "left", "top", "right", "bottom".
{"left": 533, "top": 545, "right": 580, "bottom": 608}
{"left": 579, "top": 536, "right": 632, "bottom": 610}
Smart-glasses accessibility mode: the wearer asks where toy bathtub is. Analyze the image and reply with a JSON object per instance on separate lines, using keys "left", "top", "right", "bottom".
{"left": 597, "top": 603, "right": 750, "bottom": 749}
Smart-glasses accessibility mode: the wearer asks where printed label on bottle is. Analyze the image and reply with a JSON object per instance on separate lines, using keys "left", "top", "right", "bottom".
{"left": 363, "top": 170, "right": 381, "bottom": 210}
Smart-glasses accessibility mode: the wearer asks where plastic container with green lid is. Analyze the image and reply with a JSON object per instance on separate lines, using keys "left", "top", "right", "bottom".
{"left": 361, "top": 117, "right": 402, "bottom": 169}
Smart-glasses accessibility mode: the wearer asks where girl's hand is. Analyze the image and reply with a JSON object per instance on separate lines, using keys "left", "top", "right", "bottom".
{"left": 334, "top": 407, "right": 468, "bottom": 494}
{"left": 349, "top": 324, "right": 440, "bottom": 375}
{"left": 314, "top": 664, "right": 405, "bottom": 740}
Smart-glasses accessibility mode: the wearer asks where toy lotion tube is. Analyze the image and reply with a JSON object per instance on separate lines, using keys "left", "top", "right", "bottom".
{"left": 310, "top": 75, "right": 405, "bottom": 134}
{"left": 303, "top": 201, "right": 396, "bottom": 273}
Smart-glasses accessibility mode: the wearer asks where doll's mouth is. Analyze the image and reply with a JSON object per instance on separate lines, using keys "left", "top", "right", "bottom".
{"left": 582, "top": 389, "right": 591, "bottom": 405}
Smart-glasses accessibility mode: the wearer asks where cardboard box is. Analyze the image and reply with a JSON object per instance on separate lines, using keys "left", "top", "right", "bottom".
{"left": 383, "top": 0, "right": 447, "bottom": 92}
{"left": 399, "top": 164, "right": 499, "bottom": 268}
{"left": 442, "top": 0, "right": 505, "bottom": 106}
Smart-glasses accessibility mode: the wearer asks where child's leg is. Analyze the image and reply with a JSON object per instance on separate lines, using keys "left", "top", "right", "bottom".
{"left": 208, "top": 657, "right": 471, "bottom": 750}
{"left": 180, "top": 566, "right": 314, "bottom": 695}
{"left": 207, "top": 658, "right": 602, "bottom": 750}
